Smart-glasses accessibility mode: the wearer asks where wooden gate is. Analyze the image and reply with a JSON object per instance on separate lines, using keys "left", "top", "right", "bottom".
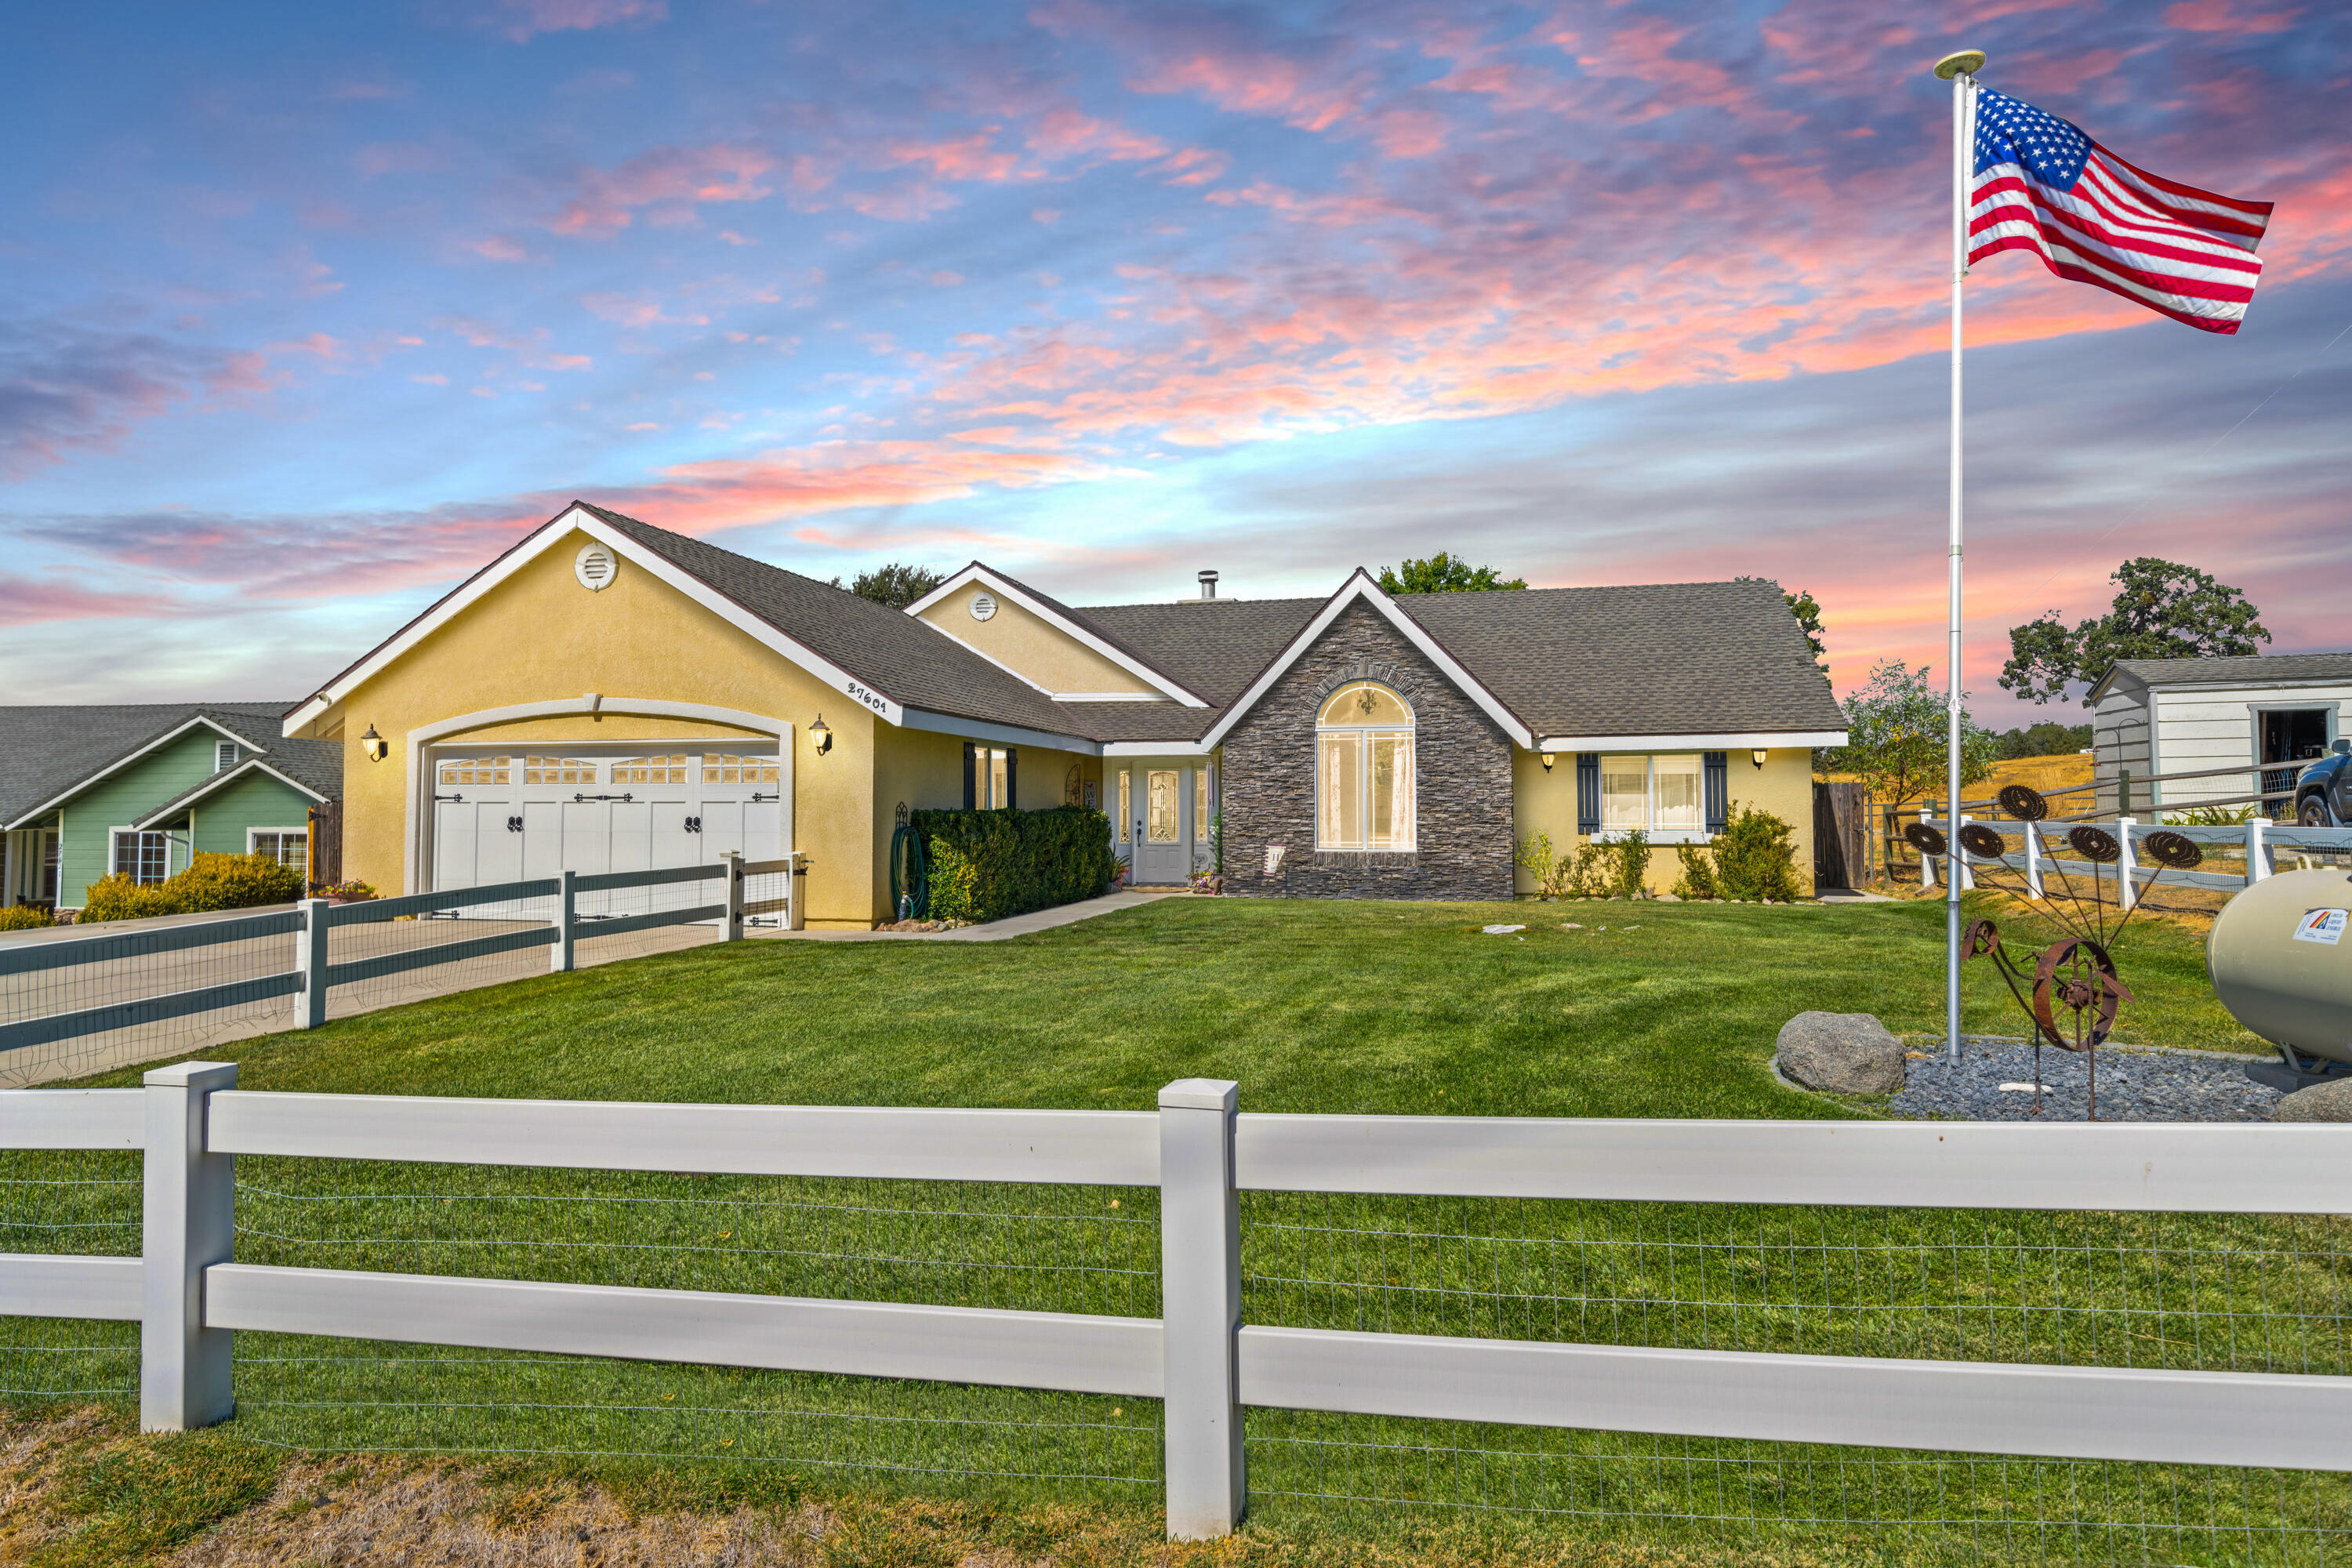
{"left": 306, "top": 800, "right": 343, "bottom": 890}
{"left": 1813, "top": 781, "right": 1869, "bottom": 890}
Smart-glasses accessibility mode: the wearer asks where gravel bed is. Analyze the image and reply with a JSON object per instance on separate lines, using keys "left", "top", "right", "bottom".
{"left": 1887, "top": 1037, "right": 2281, "bottom": 1123}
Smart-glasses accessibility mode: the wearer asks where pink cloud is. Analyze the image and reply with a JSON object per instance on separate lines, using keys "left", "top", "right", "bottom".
{"left": 2164, "top": 0, "right": 2294, "bottom": 31}
{"left": 469, "top": 234, "right": 532, "bottom": 263}
{"left": 0, "top": 577, "right": 136, "bottom": 628}
{"left": 547, "top": 143, "right": 776, "bottom": 236}
{"left": 487, "top": 0, "right": 667, "bottom": 43}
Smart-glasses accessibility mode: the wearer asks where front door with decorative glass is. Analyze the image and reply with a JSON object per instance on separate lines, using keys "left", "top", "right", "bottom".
{"left": 430, "top": 746, "right": 784, "bottom": 905}
{"left": 1126, "top": 764, "right": 1199, "bottom": 885}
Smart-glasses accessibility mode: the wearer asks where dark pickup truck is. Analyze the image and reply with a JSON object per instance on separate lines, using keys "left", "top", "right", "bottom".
{"left": 2295, "top": 738, "right": 2352, "bottom": 826}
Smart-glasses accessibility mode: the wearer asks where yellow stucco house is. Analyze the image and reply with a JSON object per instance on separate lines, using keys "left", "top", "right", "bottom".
{"left": 284, "top": 502, "right": 1847, "bottom": 926}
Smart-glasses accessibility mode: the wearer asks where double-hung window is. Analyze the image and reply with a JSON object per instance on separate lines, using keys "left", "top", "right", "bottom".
{"left": 112, "top": 830, "right": 170, "bottom": 885}
{"left": 250, "top": 829, "right": 309, "bottom": 875}
{"left": 1316, "top": 682, "right": 1414, "bottom": 851}
{"left": 1596, "top": 754, "right": 1708, "bottom": 838}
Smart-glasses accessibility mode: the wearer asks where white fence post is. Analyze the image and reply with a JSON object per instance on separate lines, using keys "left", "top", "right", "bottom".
{"left": 294, "top": 897, "right": 330, "bottom": 1029}
{"left": 2118, "top": 818, "right": 2138, "bottom": 910}
{"left": 552, "top": 869, "right": 577, "bottom": 973}
{"left": 1921, "top": 802, "right": 1936, "bottom": 890}
{"left": 2024, "top": 821, "right": 2044, "bottom": 899}
{"left": 721, "top": 851, "right": 743, "bottom": 942}
{"left": 142, "top": 1061, "right": 237, "bottom": 1432}
{"left": 1160, "top": 1077, "right": 1243, "bottom": 1540}
{"left": 1955, "top": 811, "right": 1975, "bottom": 891}
{"left": 2248, "top": 818, "right": 2271, "bottom": 885}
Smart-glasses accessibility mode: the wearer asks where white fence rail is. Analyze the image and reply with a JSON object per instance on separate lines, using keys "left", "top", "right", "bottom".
{"left": 9, "top": 1069, "right": 2352, "bottom": 1538}
{"left": 0, "top": 854, "right": 804, "bottom": 1062}
{"left": 1918, "top": 811, "right": 2352, "bottom": 906}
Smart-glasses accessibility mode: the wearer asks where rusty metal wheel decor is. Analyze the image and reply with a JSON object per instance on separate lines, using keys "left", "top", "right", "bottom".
{"left": 1958, "top": 823, "right": 2009, "bottom": 860}
{"left": 2142, "top": 829, "right": 2203, "bottom": 870}
{"left": 1904, "top": 822, "right": 1949, "bottom": 858}
{"left": 1997, "top": 784, "right": 2050, "bottom": 822}
{"left": 2066, "top": 825, "right": 2121, "bottom": 863}
{"left": 2030, "top": 937, "right": 2131, "bottom": 1051}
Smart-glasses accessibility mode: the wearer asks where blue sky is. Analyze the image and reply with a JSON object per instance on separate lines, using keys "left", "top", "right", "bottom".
{"left": 5, "top": 0, "right": 2347, "bottom": 723}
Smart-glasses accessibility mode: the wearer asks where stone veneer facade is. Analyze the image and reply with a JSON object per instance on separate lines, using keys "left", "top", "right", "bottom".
{"left": 1221, "top": 602, "right": 1515, "bottom": 900}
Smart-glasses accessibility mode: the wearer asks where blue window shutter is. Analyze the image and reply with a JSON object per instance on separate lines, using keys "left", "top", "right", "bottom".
{"left": 963, "top": 743, "right": 977, "bottom": 809}
{"left": 1704, "top": 751, "right": 1729, "bottom": 834}
{"left": 1576, "top": 753, "right": 1600, "bottom": 835}
{"left": 1005, "top": 748, "right": 1018, "bottom": 810}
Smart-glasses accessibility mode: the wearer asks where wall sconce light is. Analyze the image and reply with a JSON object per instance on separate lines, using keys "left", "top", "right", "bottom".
{"left": 808, "top": 715, "right": 833, "bottom": 755}
{"left": 360, "top": 724, "right": 389, "bottom": 763}
{"left": 1539, "top": 750, "right": 1554, "bottom": 773}
{"left": 1750, "top": 747, "right": 1769, "bottom": 769}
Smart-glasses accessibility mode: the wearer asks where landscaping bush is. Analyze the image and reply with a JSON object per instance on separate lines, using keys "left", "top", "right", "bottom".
{"left": 0, "top": 904, "right": 55, "bottom": 931}
{"left": 169, "top": 851, "right": 305, "bottom": 913}
{"left": 910, "top": 805, "right": 1115, "bottom": 924}
{"left": 1673, "top": 843, "right": 1720, "bottom": 900}
{"left": 1609, "top": 829, "right": 1653, "bottom": 898}
{"left": 77, "top": 852, "right": 307, "bottom": 925}
{"left": 1711, "top": 805, "right": 1802, "bottom": 901}
{"left": 77, "top": 874, "right": 183, "bottom": 924}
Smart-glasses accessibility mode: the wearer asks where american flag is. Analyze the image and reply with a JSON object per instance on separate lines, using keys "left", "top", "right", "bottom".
{"left": 1967, "top": 88, "right": 2271, "bottom": 335}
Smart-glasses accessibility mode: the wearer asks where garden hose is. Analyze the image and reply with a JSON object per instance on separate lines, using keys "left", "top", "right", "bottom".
{"left": 889, "top": 822, "right": 929, "bottom": 920}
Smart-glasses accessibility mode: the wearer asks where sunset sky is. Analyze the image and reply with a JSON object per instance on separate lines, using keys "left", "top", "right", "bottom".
{"left": 6, "top": 0, "right": 2347, "bottom": 724}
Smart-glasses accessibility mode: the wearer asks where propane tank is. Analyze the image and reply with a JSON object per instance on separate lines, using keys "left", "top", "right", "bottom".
{"left": 2207, "top": 866, "right": 2352, "bottom": 1064}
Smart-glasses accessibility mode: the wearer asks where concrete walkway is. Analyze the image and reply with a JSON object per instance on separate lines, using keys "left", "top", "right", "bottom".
{"left": 773, "top": 888, "right": 1186, "bottom": 942}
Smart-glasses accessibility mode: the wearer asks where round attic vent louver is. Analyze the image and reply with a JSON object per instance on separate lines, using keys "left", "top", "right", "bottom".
{"left": 575, "top": 543, "right": 618, "bottom": 591}
{"left": 970, "top": 591, "right": 998, "bottom": 622}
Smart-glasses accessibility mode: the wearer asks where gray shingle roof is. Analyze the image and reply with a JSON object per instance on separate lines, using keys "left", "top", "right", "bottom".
{"left": 2103, "top": 652, "right": 2352, "bottom": 691}
{"left": 0, "top": 704, "right": 342, "bottom": 826}
{"left": 583, "top": 508, "right": 1092, "bottom": 739}
{"left": 1069, "top": 598, "right": 1322, "bottom": 706}
{"left": 1396, "top": 579, "right": 1846, "bottom": 739}
{"left": 1055, "top": 702, "right": 1225, "bottom": 743}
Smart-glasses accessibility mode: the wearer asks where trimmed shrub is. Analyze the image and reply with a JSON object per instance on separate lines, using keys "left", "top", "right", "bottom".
{"left": 169, "top": 852, "right": 304, "bottom": 913}
{"left": 78, "top": 852, "right": 307, "bottom": 925}
{"left": 78, "top": 874, "right": 183, "bottom": 924}
{"left": 1711, "top": 805, "right": 1803, "bottom": 902}
{"left": 0, "top": 904, "right": 55, "bottom": 931}
{"left": 1609, "top": 829, "right": 1652, "bottom": 898}
{"left": 1673, "top": 843, "right": 1720, "bottom": 900}
{"left": 911, "top": 805, "right": 1115, "bottom": 924}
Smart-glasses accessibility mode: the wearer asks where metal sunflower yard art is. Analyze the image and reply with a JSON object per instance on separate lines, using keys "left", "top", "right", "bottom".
{"left": 1903, "top": 785, "right": 2206, "bottom": 1118}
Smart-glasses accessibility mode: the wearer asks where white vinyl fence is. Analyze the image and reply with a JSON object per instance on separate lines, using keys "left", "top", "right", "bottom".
{"left": 7, "top": 1069, "right": 2352, "bottom": 1541}
{"left": 0, "top": 855, "right": 803, "bottom": 1085}
{"left": 1919, "top": 812, "right": 2352, "bottom": 905}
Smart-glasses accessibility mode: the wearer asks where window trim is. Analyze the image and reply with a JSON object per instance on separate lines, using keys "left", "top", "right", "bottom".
{"left": 1315, "top": 681, "right": 1417, "bottom": 853}
{"left": 247, "top": 826, "right": 312, "bottom": 873}
{"left": 111, "top": 826, "right": 175, "bottom": 885}
{"left": 1588, "top": 753, "right": 1716, "bottom": 844}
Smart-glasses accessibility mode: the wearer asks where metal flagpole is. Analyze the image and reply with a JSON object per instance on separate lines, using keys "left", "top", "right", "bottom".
{"left": 1934, "top": 49, "right": 1984, "bottom": 1064}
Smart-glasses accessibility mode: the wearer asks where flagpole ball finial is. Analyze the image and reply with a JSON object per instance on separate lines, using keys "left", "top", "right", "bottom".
{"left": 1933, "top": 49, "right": 1987, "bottom": 79}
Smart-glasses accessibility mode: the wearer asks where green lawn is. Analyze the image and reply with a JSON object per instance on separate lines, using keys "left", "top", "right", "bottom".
{"left": 6, "top": 895, "right": 2339, "bottom": 1568}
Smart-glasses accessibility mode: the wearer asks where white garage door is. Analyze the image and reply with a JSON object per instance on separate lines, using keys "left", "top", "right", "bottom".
{"left": 430, "top": 748, "right": 783, "bottom": 899}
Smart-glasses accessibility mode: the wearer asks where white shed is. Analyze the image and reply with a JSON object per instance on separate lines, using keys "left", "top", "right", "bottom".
{"left": 2088, "top": 652, "right": 2352, "bottom": 814}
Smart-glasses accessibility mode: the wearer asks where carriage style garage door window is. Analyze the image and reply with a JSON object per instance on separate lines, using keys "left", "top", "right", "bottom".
{"left": 430, "top": 746, "right": 782, "bottom": 891}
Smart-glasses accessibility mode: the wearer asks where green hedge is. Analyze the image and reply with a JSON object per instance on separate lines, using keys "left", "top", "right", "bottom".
{"left": 909, "top": 805, "right": 1115, "bottom": 924}
{"left": 78, "top": 852, "right": 306, "bottom": 924}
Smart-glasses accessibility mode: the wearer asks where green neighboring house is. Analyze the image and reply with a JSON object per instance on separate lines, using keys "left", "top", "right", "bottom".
{"left": 0, "top": 704, "right": 341, "bottom": 913}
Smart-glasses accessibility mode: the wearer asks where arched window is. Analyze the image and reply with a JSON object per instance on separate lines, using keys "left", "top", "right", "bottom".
{"left": 1316, "top": 681, "right": 1414, "bottom": 850}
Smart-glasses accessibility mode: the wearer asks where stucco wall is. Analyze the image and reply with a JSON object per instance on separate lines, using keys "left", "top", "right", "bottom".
{"left": 1221, "top": 603, "right": 1515, "bottom": 901}
{"left": 1509, "top": 746, "right": 1818, "bottom": 895}
{"left": 331, "top": 527, "right": 880, "bottom": 926}
{"left": 916, "top": 583, "right": 1160, "bottom": 696}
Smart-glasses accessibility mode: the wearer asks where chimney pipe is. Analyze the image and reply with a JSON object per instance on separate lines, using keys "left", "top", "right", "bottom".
{"left": 1197, "top": 570, "right": 1219, "bottom": 601}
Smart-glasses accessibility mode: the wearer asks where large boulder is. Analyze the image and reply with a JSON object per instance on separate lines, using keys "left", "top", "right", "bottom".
{"left": 1777, "top": 1012, "right": 1906, "bottom": 1095}
{"left": 2273, "top": 1078, "right": 2352, "bottom": 1122}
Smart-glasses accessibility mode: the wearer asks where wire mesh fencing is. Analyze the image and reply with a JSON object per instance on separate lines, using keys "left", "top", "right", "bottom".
{"left": 1240, "top": 1192, "right": 2352, "bottom": 1563}
{"left": 0, "top": 1148, "right": 140, "bottom": 1406}
{"left": 223, "top": 1163, "right": 1163, "bottom": 1501}
{"left": 0, "top": 913, "right": 301, "bottom": 1088}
